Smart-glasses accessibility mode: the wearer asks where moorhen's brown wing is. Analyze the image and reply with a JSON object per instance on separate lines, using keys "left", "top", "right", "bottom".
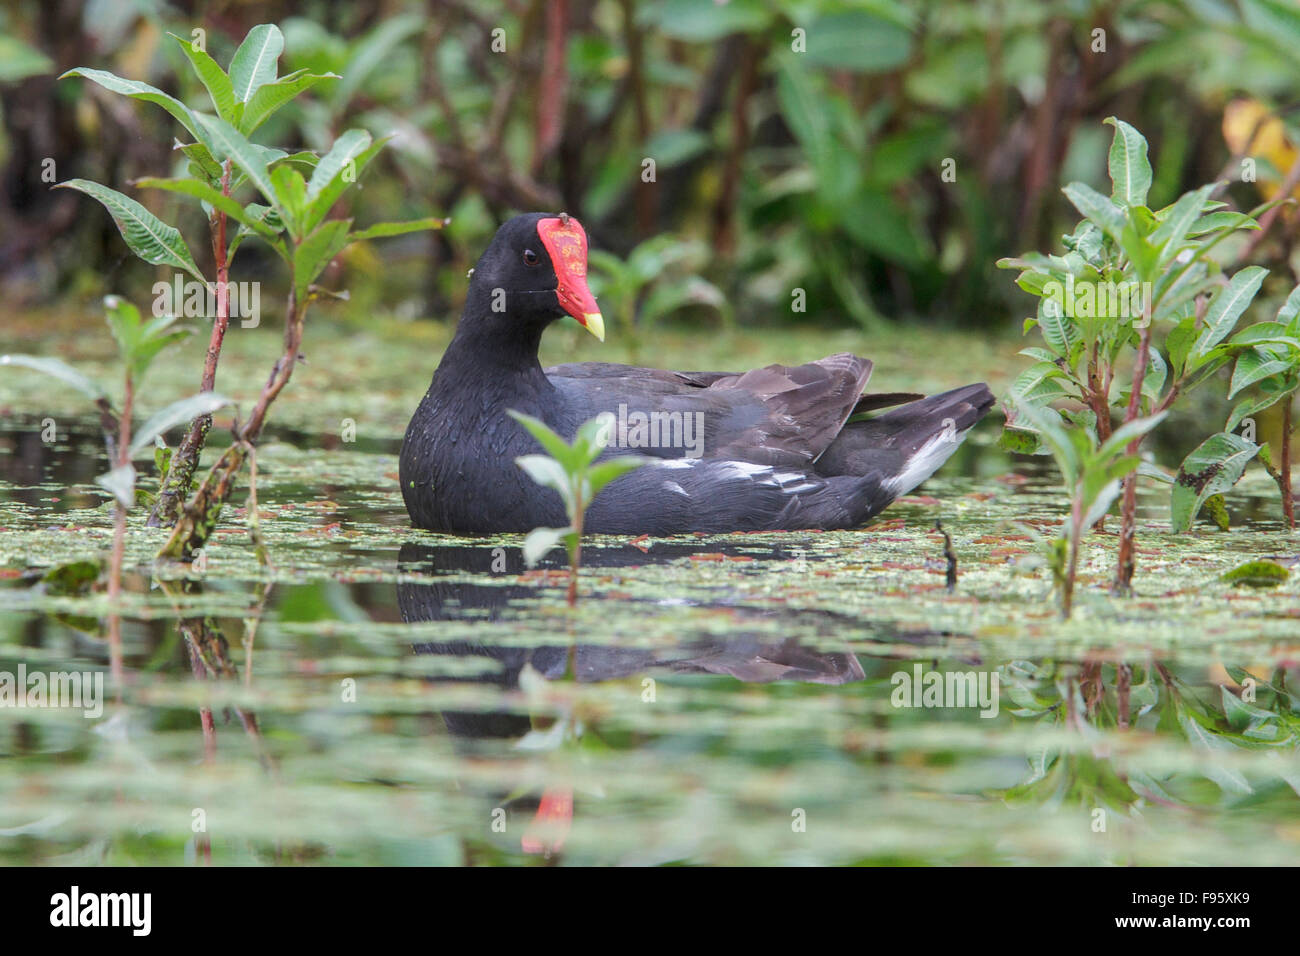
{"left": 548, "top": 352, "right": 872, "bottom": 468}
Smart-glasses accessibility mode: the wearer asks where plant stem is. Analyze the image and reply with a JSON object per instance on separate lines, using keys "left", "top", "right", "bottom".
{"left": 105, "top": 371, "right": 132, "bottom": 695}
{"left": 1117, "top": 663, "right": 1132, "bottom": 729}
{"left": 1235, "top": 151, "right": 1300, "bottom": 266}
{"left": 148, "top": 160, "right": 233, "bottom": 527}
{"left": 1283, "top": 397, "right": 1295, "bottom": 531}
{"left": 568, "top": 491, "right": 583, "bottom": 608}
{"left": 1113, "top": 319, "right": 1153, "bottom": 595}
{"left": 1062, "top": 502, "right": 1080, "bottom": 619}
{"left": 159, "top": 284, "right": 307, "bottom": 561}
{"left": 1088, "top": 343, "right": 1110, "bottom": 532}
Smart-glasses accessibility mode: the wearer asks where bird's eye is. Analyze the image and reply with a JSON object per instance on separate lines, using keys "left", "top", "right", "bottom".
{"left": 522, "top": 249, "right": 539, "bottom": 266}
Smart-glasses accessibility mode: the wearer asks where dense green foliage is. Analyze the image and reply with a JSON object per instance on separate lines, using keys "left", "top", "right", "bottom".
{"left": 4, "top": 1, "right": 1300, "bottom": 332}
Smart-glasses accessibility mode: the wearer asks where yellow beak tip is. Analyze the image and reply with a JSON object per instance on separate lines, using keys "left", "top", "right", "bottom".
{"left": 582, "top": 312, "right": 605, "bottom": 342}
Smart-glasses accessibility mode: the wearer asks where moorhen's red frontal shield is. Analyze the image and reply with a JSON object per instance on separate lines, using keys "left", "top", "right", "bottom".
{"left": 538, "top": 215, "right": 604, "bottom": 341}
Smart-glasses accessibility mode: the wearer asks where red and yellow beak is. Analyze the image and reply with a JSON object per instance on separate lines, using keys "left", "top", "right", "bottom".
{"left": 537, "top": 215, "right": 605, "bottom": 341}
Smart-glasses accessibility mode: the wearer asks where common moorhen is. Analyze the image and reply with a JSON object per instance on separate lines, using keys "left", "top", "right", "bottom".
{"left": 400, "top": 213, "right": 994, "bottom": 534}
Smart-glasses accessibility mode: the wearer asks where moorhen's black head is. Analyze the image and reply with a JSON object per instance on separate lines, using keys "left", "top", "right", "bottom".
{"left": 461, "top": 212, "right": 605, "bottom": 343}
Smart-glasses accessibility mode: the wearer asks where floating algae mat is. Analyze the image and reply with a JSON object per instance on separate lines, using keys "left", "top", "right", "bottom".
{"left": 1, "top": 327, "right": 1299, "bottom": 866}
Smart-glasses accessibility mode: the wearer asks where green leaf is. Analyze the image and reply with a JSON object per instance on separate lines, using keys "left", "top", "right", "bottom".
{"left": 154, "top": 436, "right": 173, "bottom": 479}
{"left": 1193, "top": 266, "right": 1268, "bottom": 358}
{"left": 334, "top": 14, "right": 424, "bottom": 106}
{"left": 522, "top": 526, "right": 572, "bottom": 568}
{"left": 1278, "top": 283, "right": 1300, "bottom": 327}
{"left": 229, "top": 203, "right": 285, "bottom": 262}
{"left": 0, "top": 35, "right": 54, "bottom": 82}
{"left": 799, "top": 11, "right": 912, "bottom": 72}
{"left": 1151, "top": 183, "right": 1215, "bottom": 265}
{"left": 515, "top": 455, "right": 575, "bottom": 514}
{"left": 349, "top": 217, "right": 448, "bottom": 242}
{"left": 240, "top": 69, "right": 338, "bottom": 134}
{"left": 1227, "top": 321, "right": 1299, "bottom": 348}
{"left": 1080, "top": 476, "right": 1125, "bottom": 528}
{"left": 1166, "top": 316, "right": 1198, "bottom": 375}
{"left": 169, "top": 33, "right": 236, "bottom": 123}
{"left": 1229, "top": 348, "right": 1293, "bottom": 398}
{"left": 1062, "top": 181, "right": 1126, "bottom": 241}
{"left": 1096, "top": 411, "right": 1168, "bottom": 461}
{"left": 515, "top": 454, "right": 571, "bottom": 491}
{"left": 229, "top": 24, "right": 284, "bottom": 105}
{"left": 0, "top": 354, "right": 106, "bottom": 402}
{"left": 997, "top": 427, "right": 1044, "bottom": 455}
{"left": 585, "top": 456, "right": 646, "bottom": 497}
{"left": 54, "top": 179, "right": 204, "bottom": 281}
{"left": 102, "top": 293, "right": 142, "bottom": 352}
{"left": 293, "top": 219, "right": 351, "bottom": 300}
{"left": 1170, "top": 432, "right": 1261, "bottom": 533}
{"left": 1006, "top": 392, "right": 1078, "bottom": 483}
{"left": 1226, "top": 391, "right": 1286, "bottom": 433}
{"left": 127, "top": 330, "right": 191, "bottom": 382}
{"left": 304, "top": 129, "right": 375, "bottom": 231}
{"left": 1118, "top": 217, "right": 1159, "bottom": 285}
{"left": 652, "top": 0, "right": 772, "bottom": 41}
{"left": 1103, "top": 117, "right": 1152, "bottom": 207}
{"left": 507, "top": 410, "right": 581, "bottom": 471}
{"left": 271, "top": 164, "right": 309, "bottom": 238}
{"left": 96, "top": 464, "right": 136, "bottom": 510}
{"left": 270, "top": 150, "right": 321, "bottom": 171}
{"left": 175, "top": 139, "right": 223, "bottom": 182}
{"left": 1141, "top": 346, "right": 1167, "bottom": 403}
{"left": 193, "top": 113, "right": 279, "bottom": 213}
{"left": 60, "top": 67, "right": 201, "bottom": 141}
{"left": 573, "top": 416, "right": 613, "bottom": 463}
{"left": 130, "top": 393, "right": 234, "bottom": 456}
{"left": 1035, "top": 298, "right": 1078, "bottom": 358}
{"left": 1010, "top": 361, "right": 1068, "bottom": 400}
{"left": 132, "top": 176, "right": 278, "bottom": 236}
{"left": 1176, "top": 707, "right": 1253, "bottom": 795}
{"left": 1187, "top": 211, "right": 1258, "bottom": 237}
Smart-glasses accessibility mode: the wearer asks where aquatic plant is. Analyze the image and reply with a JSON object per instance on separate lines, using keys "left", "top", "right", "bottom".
{"left": 508, "top": 411, "right": 645, "bottom": 606}
{"left": 1000, "top": 117, "right": 1293, "bottom": 593}
{"left": 1, "top": 296, "right": 230, "bottom": 688}
{"left": 57, "top": 23, "right": 445, "bottom": 560}
{"left": 1008, "top": 393, "right": 1165, "bottom": 618}
{"left": 1003, "top": 658, "right": 1300, "bottom": 810}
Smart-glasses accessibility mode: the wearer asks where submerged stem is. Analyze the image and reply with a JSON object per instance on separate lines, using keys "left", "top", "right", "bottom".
{"left": 1283, "top": 398, "right": 1295, "bottom": 531}
{"left": 568, "top": 491, "right": 583, "bottom": 608}
{"left": 106, "top": 371, "right": 132, "bottom": 696}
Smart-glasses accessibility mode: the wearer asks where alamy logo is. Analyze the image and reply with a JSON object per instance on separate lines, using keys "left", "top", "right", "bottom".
{"left": 0, "top": 666, "right": 104, "bottom": 718}
{"left": 49, "top": 886, "right": 151, "bottom": 936}
{"left": 153, "top": 274, "right": 261, "bottom": 328}
{"left": 594, "top": 405, "right": 705, "bottom": 458}
{"left": 890, "top": 663, "right": 1000, "bottom": 718}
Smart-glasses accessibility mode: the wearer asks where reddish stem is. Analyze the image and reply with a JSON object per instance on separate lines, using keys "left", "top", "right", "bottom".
{"left": 1113, "top": 320, "right": 1153, "bottom": 594}
{"left": 1283, "top": 398, "right": 1295, "bottom": 531}
{"left": 147, "top": 160, "right": 233, "bottom": 527}
{"left": 105, "top": 372, "right": 132, "bottom": 696}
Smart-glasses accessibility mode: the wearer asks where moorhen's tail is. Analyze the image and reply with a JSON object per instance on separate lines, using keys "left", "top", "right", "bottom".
{"left": 814, "top": 382, "right": 995, "bottom": 496}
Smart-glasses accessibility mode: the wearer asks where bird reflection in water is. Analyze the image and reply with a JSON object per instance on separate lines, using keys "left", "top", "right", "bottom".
{"left": 396, "top": 540, "right": 867, "bottom": 857}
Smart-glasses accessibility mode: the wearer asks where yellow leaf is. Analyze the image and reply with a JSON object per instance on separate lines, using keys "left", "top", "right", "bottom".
{"left": 1223, "top": 98, "right": 1300, "bottom": 200}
